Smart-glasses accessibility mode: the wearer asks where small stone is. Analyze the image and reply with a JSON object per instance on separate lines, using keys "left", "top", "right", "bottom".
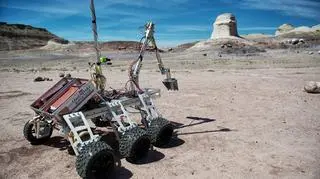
{"left": 304, "top": 81, "right": 320, "bottom": 93}
{"left": 33, "top": 76, "right": 45, "bottom": 82}
{"left": 308, "top": 51, "right": 314, "bottom": 55}
{"left": 59, "top": 73, "right": 65, "bottom": 77}
{"left": 291, "top": 38, "right": 299, "bottom": 45}
{"left": 66, "top": 73, "right": 71, "bottom": 78}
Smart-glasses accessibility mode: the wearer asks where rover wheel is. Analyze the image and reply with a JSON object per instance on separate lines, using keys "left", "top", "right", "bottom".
{"left": 23, "top": 120, "right": 53, "bottom": 145}
{"left": 146, "top": 117, "right": 173, "bottom": 147}
{"left": 119, "top": 127, "right": 150, "bottom": 162}
{"left": 76, "top": 141, "right": 115, "bottom": 179}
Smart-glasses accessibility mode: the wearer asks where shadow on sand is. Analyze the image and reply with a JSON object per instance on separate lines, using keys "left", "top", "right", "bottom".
{"left": 127, "top": 149, "right": 165, "bottom": 165}
{"left": 171, "top": 116, "right": 234, "bottom": 136}
{"left": 172, "top": 116, "right": 216, "bottom": 129}
{"left": 108, "top": 166, "right": 133, "bottom": 179}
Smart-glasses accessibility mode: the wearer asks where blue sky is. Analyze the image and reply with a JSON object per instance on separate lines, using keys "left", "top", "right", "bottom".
{"left": 1, "top": 0, "right": 319, "bottom": 46}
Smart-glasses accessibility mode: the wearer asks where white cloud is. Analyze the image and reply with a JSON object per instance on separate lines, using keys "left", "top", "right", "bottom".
{"left": 6, "top": 5, "right": 78, "bottom": 15}
{"left": 240, "top": 0, "right": 320, "bottom": 19}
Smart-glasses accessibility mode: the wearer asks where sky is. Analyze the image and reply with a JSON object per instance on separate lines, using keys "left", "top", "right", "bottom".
{"left": 1, "top": 0, "right": 319, "bottom": 47}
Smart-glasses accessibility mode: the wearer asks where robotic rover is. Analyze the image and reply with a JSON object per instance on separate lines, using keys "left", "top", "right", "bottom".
{"left": 23, "top": 0, "right": 178, "bottom": 178}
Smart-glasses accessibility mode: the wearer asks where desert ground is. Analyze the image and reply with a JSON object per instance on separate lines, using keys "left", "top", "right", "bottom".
{"left": 0, "top": 48, "right": 319, "bottom": 179}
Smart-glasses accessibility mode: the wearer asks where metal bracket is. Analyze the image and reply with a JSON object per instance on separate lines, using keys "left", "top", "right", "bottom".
{"left": 138, "top": 92, "right": 160, "bottom": 125}
{"left": 107, "top": 100, "right": 137, "bottom": 133}
{"left": 63, "top": 112, "right": 99, "bottom": 155}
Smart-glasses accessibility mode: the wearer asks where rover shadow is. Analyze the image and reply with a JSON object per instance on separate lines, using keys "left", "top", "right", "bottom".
{"left": 44, "top": 136, "right": 70, "bottom": 151}
{"left": 108, "top": 166, "right": 133, "bottom": 179}
{"left": 127, "top": 149, "right": 165, "bottom": 165}
{"left": 179, "top": 116, "right": 216, "bottom": 129}
{"left": 170, "top": 116, "right": 233, "bottom": 136}
{"left": 177, "top": 127, "right": 233, "bottom": 136}
{"left": 157, "top": 135, "right": 185, "bottom": 149}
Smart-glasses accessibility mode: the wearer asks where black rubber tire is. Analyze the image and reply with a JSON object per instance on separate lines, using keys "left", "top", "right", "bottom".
{"left": 76, "top": 141, "right": 115, "bottom": 179}
{"left": 146, "top": 117, "right": 173, "bottom": 147}
{"left": 23, "top": 120, "right": 53, "bottom": 145}
{"left": 119, "top": 127, "right": 151, "bottom": 162}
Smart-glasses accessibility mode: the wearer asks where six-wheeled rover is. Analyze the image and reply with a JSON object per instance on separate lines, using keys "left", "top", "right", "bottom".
{"left": 23, "top": 0, "right": 178, "bottom": 178}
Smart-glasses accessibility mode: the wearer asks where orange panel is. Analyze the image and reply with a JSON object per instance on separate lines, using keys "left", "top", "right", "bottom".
{"left": 50, "top": 86, "right": 78, "bottom": 110}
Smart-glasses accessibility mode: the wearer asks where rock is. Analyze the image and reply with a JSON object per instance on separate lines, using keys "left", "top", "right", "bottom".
{"left": 309, "top": 52, "right": 314, "bottom": 55}
{"left": 33, "top": 77, "right": 52, "bottom": 82}
{"left": 221, "top": 43, "right": 232, "bottom": 48}
{"left": 203, "top": 53, "right": 207, "bottom": 56}
{"left": 304, "top": 81, "right": 320, "bottom": 93}
{"left": 275, "top": 24, "right": 294, "bottom": 36}
{"left": 211, "top": 13, "right": 239, "bottom": 39}
{"left": 318, "top": 50, "right": 320, "bottom": 55}
{"left": 299, "top": 39, "right": 305, "bottom": 44}
{"left": 291, "top": 38, "right": 299, "bottom": 45}
{"left": 66, "top": 73, "right": 71, "bottom": 78}
{"left": 34, "top": 76, "right": 45, "bottom": 82}
{"left": 59, "top": 73, "right": 65, "bottom": 78}
{"left": 118, "top": 46, "right": 126, "bottom": 50}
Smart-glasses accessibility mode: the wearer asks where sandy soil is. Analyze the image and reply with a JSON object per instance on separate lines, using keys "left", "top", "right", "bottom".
{"left": 0, "top": 48, "right": 319, "bottom": 179}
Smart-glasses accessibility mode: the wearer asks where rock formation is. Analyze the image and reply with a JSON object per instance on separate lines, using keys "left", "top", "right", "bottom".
{"left": 0, "top": 22, "right": 68, "bottom": 51}
{"left": 275, "top": 24, "right": 294, "bottom": 36}
{"left": 275, "top": 23, "right": 320, "bottom": 36}
{"left": 211, "top": 13, "right": 239, "bottom": 39}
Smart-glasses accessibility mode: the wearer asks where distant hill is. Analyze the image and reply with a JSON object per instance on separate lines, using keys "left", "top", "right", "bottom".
{"left": 74, "top": 41, "right": 142, "bottom": 51}
{"left": 0, "top": 22, "right": 68, "bottom": 51}
{"left": 170, "top": 41, "right": 199, "bottom": 52}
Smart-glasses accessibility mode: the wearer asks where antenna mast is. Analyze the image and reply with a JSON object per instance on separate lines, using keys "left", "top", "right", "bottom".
{"left": 90, "top": 0, "right": 100, "bottom": 63}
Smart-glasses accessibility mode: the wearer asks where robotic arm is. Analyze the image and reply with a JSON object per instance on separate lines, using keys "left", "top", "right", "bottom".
{"left": 129, "top": 22, "right": 178, "bottom": 91}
